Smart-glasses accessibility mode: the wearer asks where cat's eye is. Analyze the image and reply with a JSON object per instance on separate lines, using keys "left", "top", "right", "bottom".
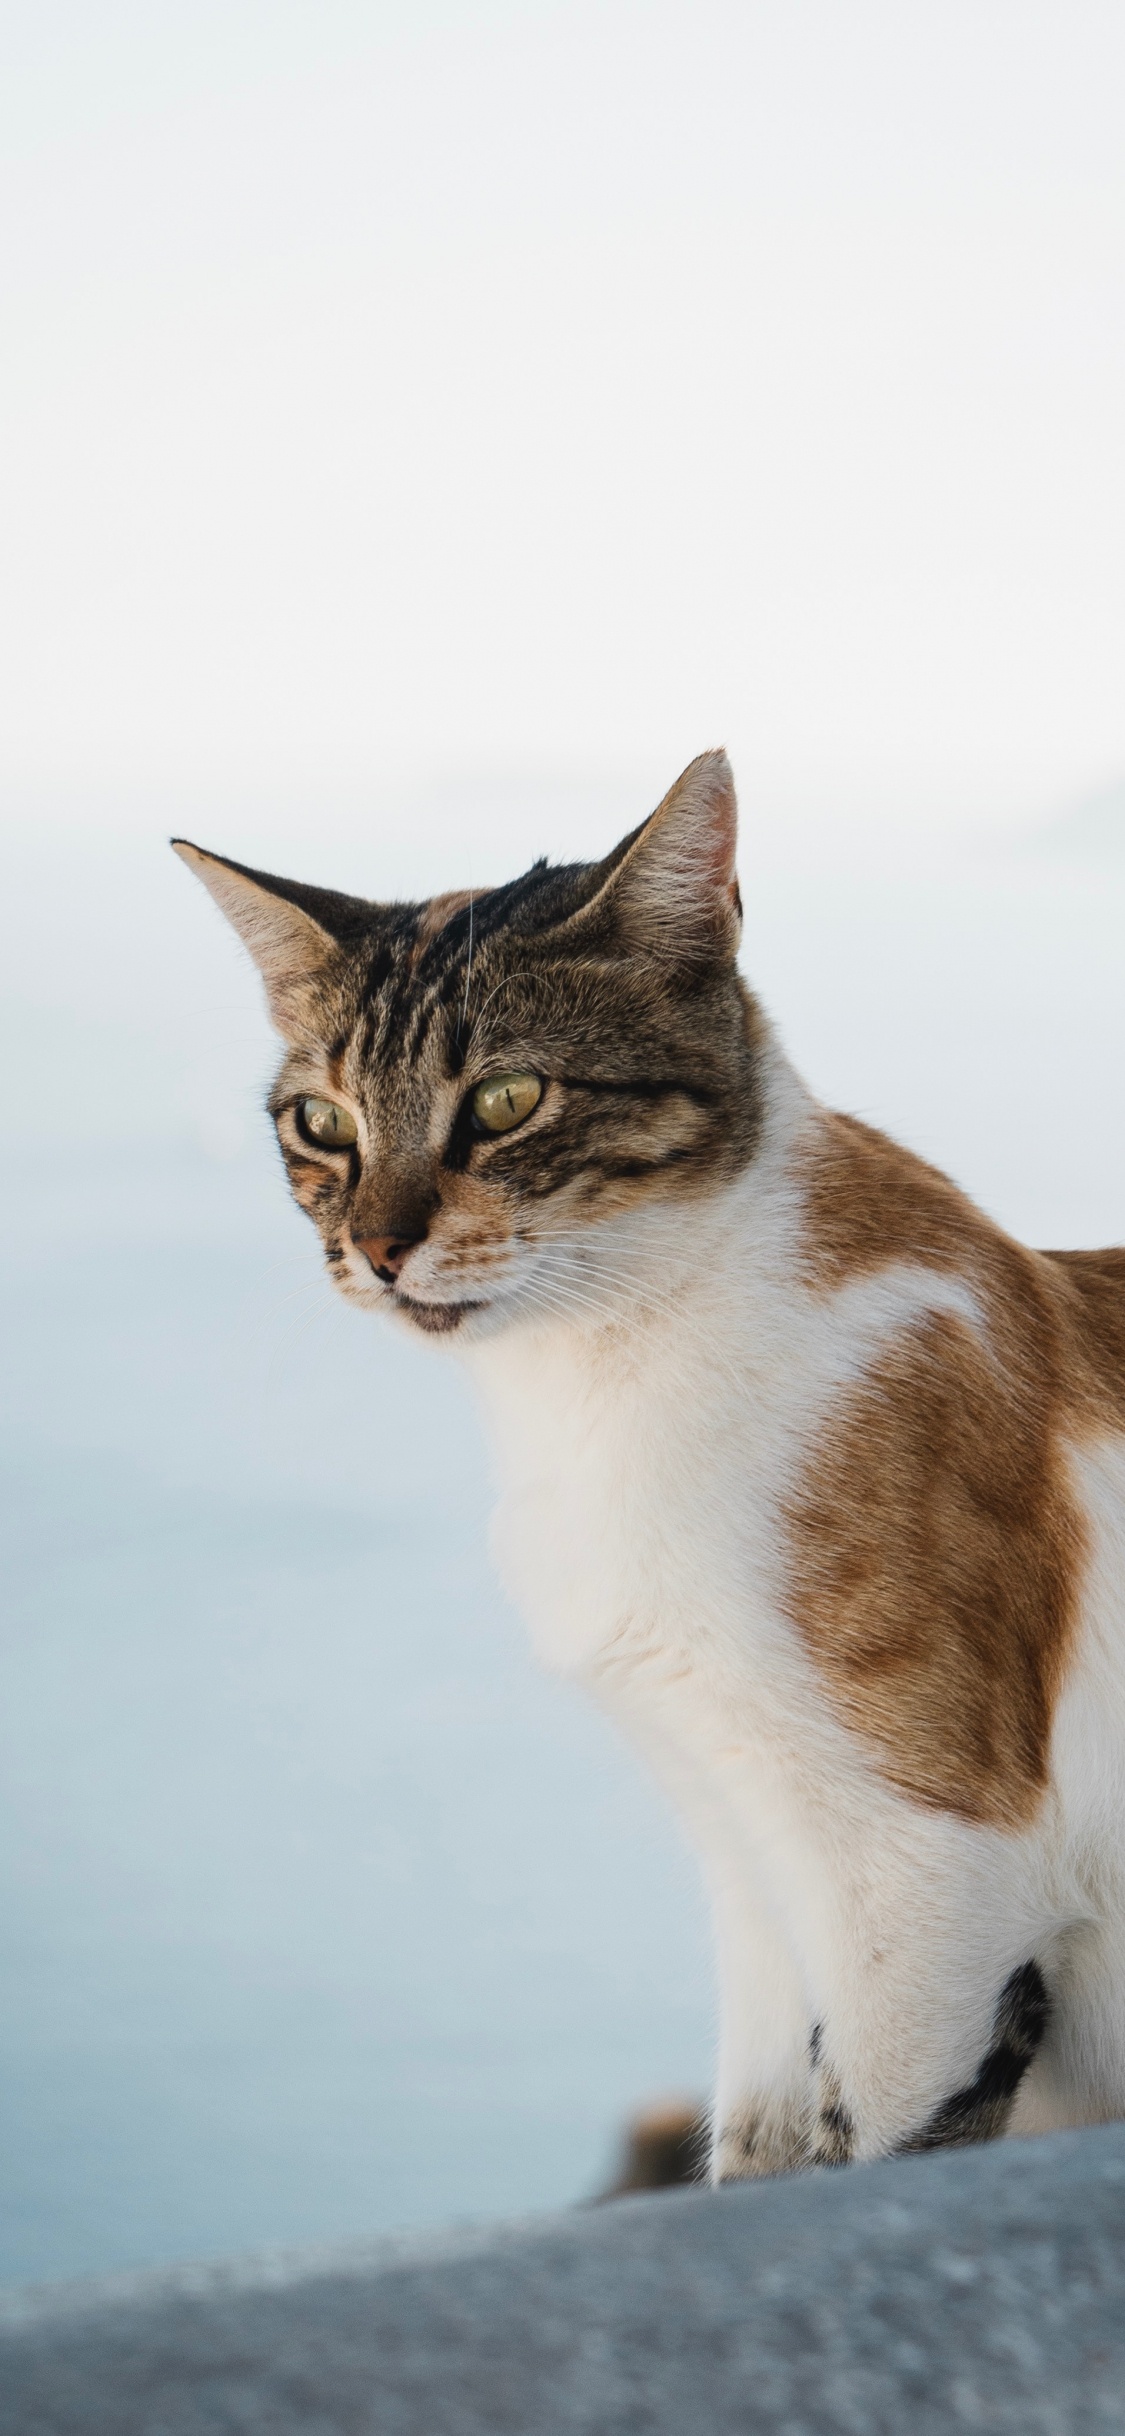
{"left": 300, "top": 1096, "right": 358, "bottom": 1148}
{"left": 470, "top": 1072, "right": 543, "bottom": 1135}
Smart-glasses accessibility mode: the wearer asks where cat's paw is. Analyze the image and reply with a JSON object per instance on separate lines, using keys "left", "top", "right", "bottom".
{"left": 716, "top": 2035, "right": 855, "bottom": 2179}
{"left": 714, "top": 2098, "right": 813, "bottom": 2180}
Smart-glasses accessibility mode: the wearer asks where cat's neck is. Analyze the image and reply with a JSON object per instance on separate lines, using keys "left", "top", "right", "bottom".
{"left": 459, "top": 1030, "right": 823, "bottom": 1682}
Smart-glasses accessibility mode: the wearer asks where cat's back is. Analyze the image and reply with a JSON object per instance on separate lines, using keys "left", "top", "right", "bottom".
{"left": 1040, "top": 1246, "right": 1125, "bottom": 1421}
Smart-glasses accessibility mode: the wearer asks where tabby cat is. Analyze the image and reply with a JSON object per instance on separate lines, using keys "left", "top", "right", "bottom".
{"left": 175, "top": 751, "right": 1125, "bottom": 2175}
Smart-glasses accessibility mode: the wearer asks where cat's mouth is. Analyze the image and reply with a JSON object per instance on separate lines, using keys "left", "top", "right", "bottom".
{"left": 393, "top": 1292, "right": 489, "bottom": 1335}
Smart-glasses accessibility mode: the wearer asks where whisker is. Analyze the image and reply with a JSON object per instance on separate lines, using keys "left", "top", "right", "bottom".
{"left": 510, "top": 1278, "right": 597, "bottom": 1333}
{"left": 511, "top": 1258, "right": 657, "bottom": 1339}
{"left": 520, "top": 1277, "right": 610, "bottom": 1328}
{"left": 539, "top": 1244, "right": 678, "bottom": 1317}
{"left": 538, "top": 1244, "right": 750, "bottom": 1397}
{"left": 463, "top": 967, "right": 540, "bottom": 1047}
{"left": 262, "top": 1296, "right": 348, "bottom": 1382}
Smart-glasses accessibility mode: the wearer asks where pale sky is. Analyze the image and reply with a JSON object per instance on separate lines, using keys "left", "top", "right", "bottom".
{"left": 2, "top": 0, "right": 1124, "bottom": 853}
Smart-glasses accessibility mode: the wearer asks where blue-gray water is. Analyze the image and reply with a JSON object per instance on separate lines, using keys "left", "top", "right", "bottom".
{"left": 2, "top": 807, "right": 1124, "bottom": 2283}
{"left": 0, "top": 1136, "right": 712, "bottom": 2281}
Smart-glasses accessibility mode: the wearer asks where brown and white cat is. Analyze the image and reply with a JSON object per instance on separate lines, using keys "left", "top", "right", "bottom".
{"left": 175, "top": 751, "right": 1125, "bottom": 2176}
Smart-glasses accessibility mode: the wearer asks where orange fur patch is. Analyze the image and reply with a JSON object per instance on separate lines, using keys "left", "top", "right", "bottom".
{"left": 286, "top": 1155, "right": 339, "bottom": 1212}
{"left": 1042, "top": 1248, "right": 1125, "bottom": 1426}
{"left": 799, "top": 1110, "right": 998, "bottom": 1288}
{"left": 786, "top": 1112, "right": 1123, "bottom": 1828}
{"left": 786, "top": 1307, "right": 1083, "bottom": 1827}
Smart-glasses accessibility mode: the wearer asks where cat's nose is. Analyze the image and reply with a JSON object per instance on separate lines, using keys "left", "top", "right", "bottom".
{"left": 353, "top": 1232, "right": 425, "bottom": 1284}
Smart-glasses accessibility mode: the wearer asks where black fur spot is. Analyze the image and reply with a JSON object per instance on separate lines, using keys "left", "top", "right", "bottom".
{"left": 900, "top": 1960, "right": 1050, "bottom": 2152}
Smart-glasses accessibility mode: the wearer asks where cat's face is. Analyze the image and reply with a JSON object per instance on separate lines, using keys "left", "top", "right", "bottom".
{"left": 175, "top": 751, "right": 762, "bottom": 1340}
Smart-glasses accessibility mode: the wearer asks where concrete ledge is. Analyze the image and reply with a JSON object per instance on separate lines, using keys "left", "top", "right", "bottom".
{"left": 2, "top": 2124, "right": 1124, "bottom": 2433}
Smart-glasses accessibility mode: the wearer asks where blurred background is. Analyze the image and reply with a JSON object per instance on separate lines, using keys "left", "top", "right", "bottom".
{"left": 2, "top": 0, "right": 1124, "bottom": 2284}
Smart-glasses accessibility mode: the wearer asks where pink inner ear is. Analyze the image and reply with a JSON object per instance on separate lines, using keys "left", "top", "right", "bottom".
{"left": 704, "top": 797, "right": 738, "bottom": 897}
{"left": 686, "top": 780, "right": 738, "bottom": 902}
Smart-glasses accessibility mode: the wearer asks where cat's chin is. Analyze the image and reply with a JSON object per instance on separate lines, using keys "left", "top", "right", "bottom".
{"left": 393, "top": 1293, "right": 489, "bottom": 1336}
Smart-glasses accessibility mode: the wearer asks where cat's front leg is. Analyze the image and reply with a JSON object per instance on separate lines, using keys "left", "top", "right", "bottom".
{"left": 593, "top": 1671, "right": 836, "bottom": 2179}
{"left": 706, "top": 1866, "right": 839, "bottom": 2180}
{"left": 709, "top": 1806, "right": 1058, "bottom": 2177}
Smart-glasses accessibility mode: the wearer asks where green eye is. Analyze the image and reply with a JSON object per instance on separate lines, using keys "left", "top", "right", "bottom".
{"left": 300, "top": 1096, "right": 358, "bottom": 1148}
{"left": 471, "top": 1072, "right": 543, "bottom": 1134}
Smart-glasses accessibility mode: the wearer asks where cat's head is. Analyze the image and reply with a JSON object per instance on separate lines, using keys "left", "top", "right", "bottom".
{"left": 174, "top": 750, "right": 762, "bottom": 1340}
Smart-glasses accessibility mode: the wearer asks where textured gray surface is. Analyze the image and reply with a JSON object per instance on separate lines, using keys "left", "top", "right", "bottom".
{"left": 1, "top": 2123, "right": 1124, "bottom": 2435}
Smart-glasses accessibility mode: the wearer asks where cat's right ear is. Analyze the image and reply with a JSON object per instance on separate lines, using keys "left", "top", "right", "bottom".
{"left": 585, "top": 749, "right": 742, "bottom": 966}
{"left": 171, "top": 841, "right": 353, "bottom": 1036}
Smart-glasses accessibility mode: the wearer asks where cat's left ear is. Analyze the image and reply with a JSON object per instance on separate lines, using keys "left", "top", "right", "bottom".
{"left": 172, "top": 840, "right": 369, "bottom": 1035}
{"left": 600, "top": 749, "right": 742, "bottom": 963}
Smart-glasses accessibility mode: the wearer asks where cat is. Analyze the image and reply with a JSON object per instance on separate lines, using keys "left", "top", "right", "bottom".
{"left": 174, "top": 750, "right": 1125, "bottom": 2177}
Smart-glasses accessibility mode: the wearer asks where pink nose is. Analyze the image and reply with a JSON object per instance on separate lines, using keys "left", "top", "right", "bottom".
{"left": 354, "top": 1233, "right": 424, "bottom": 1283}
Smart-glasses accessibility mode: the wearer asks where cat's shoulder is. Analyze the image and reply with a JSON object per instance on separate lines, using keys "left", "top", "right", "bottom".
{"left": 794, "top": 1107, "right": 1012, "bottom": 1291}
{"left": 794, "top": 1106, "right": 1125, "bottom": 1423}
